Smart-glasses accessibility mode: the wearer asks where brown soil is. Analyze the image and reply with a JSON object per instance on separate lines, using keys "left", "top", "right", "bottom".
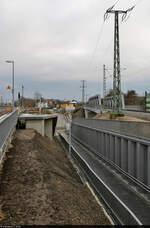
{"left": 0, "top": 110, "right": 9, "bottom": 117}
{"left": 94, "top": 112, "right": 149, "bottom": 122}
{"left": 0, "top": 129, "right": 111, "bottom": 225}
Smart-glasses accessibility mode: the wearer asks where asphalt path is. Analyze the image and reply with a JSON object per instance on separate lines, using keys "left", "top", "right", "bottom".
{"left": 56, "top": 113, "right": 67, "bottom": 130}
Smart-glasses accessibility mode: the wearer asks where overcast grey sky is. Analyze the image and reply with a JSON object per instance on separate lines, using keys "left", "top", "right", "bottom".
{"left": 0, "top": 0, "right": 149, "bottom": 102}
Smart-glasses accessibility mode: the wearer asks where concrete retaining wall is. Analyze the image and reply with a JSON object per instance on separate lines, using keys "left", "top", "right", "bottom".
{"left": 123, "top": 110, "right": 150, "bottom": 121}
{"left": 73, "top": 117, "right": 150, "bottom": 139}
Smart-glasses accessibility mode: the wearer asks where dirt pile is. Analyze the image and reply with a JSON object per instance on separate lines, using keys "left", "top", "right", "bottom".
{"left": 94, "top": 112, "right": 149, "bottom": 122}
{"left": 0, "top": 129, "right": 110, "bottom": 225}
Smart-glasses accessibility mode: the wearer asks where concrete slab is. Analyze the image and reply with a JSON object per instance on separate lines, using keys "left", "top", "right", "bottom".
{"left": 20, "top": 113, "right": 58, "bottom": 120}
{"left": 19, "top": 113, "right": 58, "bottom": 139}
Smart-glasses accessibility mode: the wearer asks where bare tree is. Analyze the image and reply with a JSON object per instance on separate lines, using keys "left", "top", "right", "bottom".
{"left": 34, "top": 92, "right": 42, "bottom": 102}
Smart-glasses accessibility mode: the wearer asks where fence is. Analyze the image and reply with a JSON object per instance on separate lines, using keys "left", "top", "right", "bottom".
{"left": 72, "top": 119, "right": 150, "bottom": 188}
{"left": 0, "top": 109, "right": 18, "bottom": 162}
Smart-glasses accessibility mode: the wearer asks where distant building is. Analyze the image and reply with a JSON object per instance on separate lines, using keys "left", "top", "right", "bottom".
{"left": 71, "top": 100, "right": 78, "bottom": 105}
{"left": 60, "top": 101, "right": 76, "bottom": 111}
{"left": 45, "top": 99, "right": 55, "bottom": 108}
{"left": 37, "top": 101, "right": 48, "bottom": 108}
{"left": 37, "top": 98, "right": 78, "bottom": 110}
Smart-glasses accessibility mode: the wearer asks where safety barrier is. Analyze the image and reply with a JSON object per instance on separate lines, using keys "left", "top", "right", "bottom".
{"left": 72, "top": 119, "right": 150, "bottom": 188}
{"left": 0, "top": 109, "right": 18, "bottom": 162}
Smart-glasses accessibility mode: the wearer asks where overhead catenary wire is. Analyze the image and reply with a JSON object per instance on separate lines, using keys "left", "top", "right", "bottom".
{"left": 88, "top": 20, "right": 105, "bottom": 67}
{"left": 88, "top": 0, "right": 121, "bottom": 68}
{"left": 89, "top": 0, "right": 144, "bottom": 76}
{"left": 121, "top": 0, "right": 144, "bottom": 22}
{"left": 102, "top": 0, "right": 143, "bottom": 64}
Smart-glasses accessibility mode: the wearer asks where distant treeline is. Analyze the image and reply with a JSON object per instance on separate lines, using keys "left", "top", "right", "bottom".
{"left": 106, "top": 89, "right": 145, "bottom": 106}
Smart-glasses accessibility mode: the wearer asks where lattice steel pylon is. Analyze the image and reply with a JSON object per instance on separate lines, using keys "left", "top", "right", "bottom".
{"left": 103, "top": 64, "right": 107, "bottom": 108}
{"left": 80, "top": 80, "right": 87, "bottom": 104}
{"left": 104, "top": 5, "right": 135, "bottom": 114}
{"left": 103, "top": 64, "right": 107, "bottom": 99}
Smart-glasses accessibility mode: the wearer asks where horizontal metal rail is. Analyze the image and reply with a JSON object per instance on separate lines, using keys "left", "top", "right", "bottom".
{"left": 124, "top": 105, "right": 144, "bottom": 111}
{"left": 72, "top": 121, "right": 150, "bottom": 189}
{"left": 0, "top": 109, "right": 18, "bottom": 162}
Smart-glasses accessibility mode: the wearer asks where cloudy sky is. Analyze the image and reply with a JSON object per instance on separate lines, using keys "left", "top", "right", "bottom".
{"left": 0, "top": 0, "right": 149, "bottom": 102}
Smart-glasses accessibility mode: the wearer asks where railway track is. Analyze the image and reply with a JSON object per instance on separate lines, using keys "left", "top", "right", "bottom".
{"left": 0, "top": 107, "right": 10, "bottom": 117}
{"left": 0, "top": 111, "right": 9, "bottom": 117}
{"left": 58, "top": 131, "right": 150, "bottom": 225}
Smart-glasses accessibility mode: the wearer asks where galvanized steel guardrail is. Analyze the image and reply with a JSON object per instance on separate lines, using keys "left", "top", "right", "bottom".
{"left": 58, "top": 132, "right": 147, "bottom": 225}
{"left": 0, "top": 109, "right": 18, "bottom": 162}
{"left": 72, "top": 120, "right": 150, "bottom": 189}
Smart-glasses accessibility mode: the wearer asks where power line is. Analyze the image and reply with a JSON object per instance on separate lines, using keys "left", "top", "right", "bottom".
{"left": 103, "top": 37, "right": 114, "bottom": 58}
{"left": 121, "top": 2, "right": 139, "bottom": 23}
{"left": 89, "top": 0, "right": 121, "bottom": 67}
{"left": 114, "top": 0, "right": 120, "bottom": 6}
{"left": 104, "top": 5, "right": 134, "bottom": 114}
{"left": 88, "top": 20, "right": 105, "bottom": 66}
{"left": 121, "top": 0, "right": 144, "bottom": 22}
{"left": 101, "top": 0, "right": 141, "bottom": 62}
{"left": 88, "top": 0, "right": 122, "bottom": 69}
{"left": 89, "top": 0, "right": 143, "bottom": 75}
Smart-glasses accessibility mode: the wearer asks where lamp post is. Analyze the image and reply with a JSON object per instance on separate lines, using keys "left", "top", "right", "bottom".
{"left": 6, "top": 60, "right": 14, "bottom": 108}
